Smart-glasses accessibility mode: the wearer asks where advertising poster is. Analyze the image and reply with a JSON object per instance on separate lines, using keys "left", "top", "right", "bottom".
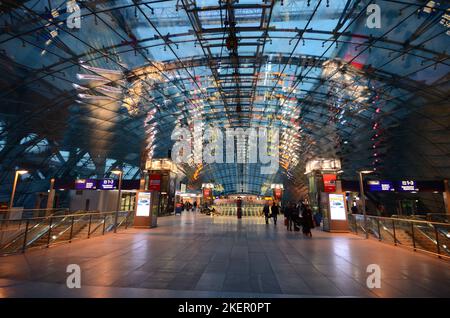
{"left": 323, "top": 174, "right": 337, "bottom": 192}
{"left": 149, "top": 174, "right": 161, "bottom": 191}
{"left": 329, "top": 193, "right": 346, "bottom": 220}
{"left": 136, "top": 192, "right": 151, "bottom": 217}
{"left": 273, "top": 188, "right": 282, "bottom": 200}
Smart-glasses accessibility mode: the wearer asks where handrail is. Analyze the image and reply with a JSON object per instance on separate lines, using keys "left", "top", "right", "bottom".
{"left": 0, "top": 210, "right": 131, "bottom": 223}
{"left": 361, "top": 215, "right": 449, "bottom": 227}
{"left": 37, "top": 214, "right": 90, "bottom": 246}
{"left": 0, "top": 210, "right": 133, "bottom": 255}
{"left": 5, "top": 213, "right": 72, "bottom": 250}
{"left": 348, "top": 214, "right": 450, "bottom": 259}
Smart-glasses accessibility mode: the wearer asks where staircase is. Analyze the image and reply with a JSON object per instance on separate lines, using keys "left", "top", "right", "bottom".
{"left": 29, "top": 220, "right": 90, "bottom": 248}
{"left": 214, "top": 206, "right": 263, "bottom": 217}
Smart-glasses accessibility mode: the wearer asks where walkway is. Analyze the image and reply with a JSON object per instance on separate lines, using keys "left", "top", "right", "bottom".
{"left": 0, "top": 214, "right": 449, "bottom": 297}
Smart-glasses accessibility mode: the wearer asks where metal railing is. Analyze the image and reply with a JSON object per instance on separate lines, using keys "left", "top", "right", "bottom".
{"left": 348, "top": 214, "right": 450, "bottom": 259}
{"left": 0, "top": 210, "right": 134, "bottom": 256}
{"left": 0, "top": 208, "right": 69, "bottom": 221}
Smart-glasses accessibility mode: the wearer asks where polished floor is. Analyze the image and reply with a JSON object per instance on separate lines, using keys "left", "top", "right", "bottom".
{"left": 0, "top": 213, "right": 449, "bottom": 298}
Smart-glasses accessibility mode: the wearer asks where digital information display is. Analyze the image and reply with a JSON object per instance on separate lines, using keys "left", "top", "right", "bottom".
{"left": 98, "top": 179, "right": 117, "bottom": 190}
{"left": 329, "top": 194, "right": 346, "bottom": 220}
{"left": 398, "top": 180, "right": 418, "bottom": 192}
{"left": 75, "top": 179, "right": 96, "bottom": 190}
{"left": 368, "top": 180, "right": 395, "bottom": 192}
{"left": 136, "top": 192, "right": 151, "bottom": 217}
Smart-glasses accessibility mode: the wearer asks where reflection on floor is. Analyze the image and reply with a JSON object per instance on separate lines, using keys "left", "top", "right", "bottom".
{"left": 0, "top": 214, "right": 449, "bottom": 298}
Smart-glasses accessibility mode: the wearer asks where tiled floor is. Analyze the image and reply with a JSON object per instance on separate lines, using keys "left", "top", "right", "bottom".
{"left": 0, "top": 213, "right": 449, "bottom": 298}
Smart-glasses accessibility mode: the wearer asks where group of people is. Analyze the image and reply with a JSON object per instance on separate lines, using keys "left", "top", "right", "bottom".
{"left": 262, "top": 200, "right": 318, "bottom": 237}
{"left": 180, "top": 201, "right": 197, "bottom": 212}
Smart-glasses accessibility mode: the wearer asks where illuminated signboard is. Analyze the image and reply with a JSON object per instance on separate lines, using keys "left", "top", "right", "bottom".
{"left": 98, "top": 179, "right": 117, "bottom": 190}
{"left": 136, "top": 192, "right": 151, "bottom": 217}
{"left": 323, "top": 174, "right": 337, "bottom": 192}
{"left": 368, "top": 180, "right": 395, "bottom": 192}
{"left": 75, "top": 179, "right": 96, "bottom": 190}
{"left": 398, "top": 180, "right": 418, "bottom": 192}
{"left": 149, "top": 174, "right": 161, "bottom": 191}
{"left": 329, "top": 194, "right": 346, "bottom": 220}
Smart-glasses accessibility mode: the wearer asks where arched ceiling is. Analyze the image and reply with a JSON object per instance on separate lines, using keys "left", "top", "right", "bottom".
{"left": 0, "top": 0, "right": 449, "bottom": 201}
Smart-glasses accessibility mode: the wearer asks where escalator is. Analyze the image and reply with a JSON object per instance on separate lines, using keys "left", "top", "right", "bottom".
{"left": 0, "top": 211, "right": 133, "bottom": 255}
{"left": 349, "top": 214, "right": 450, "bottom": 257}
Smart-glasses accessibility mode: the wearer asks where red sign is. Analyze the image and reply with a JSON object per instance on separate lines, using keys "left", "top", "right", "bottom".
{"left": 203, "top": 188, "right": 211, "bottom": 198}
{"left": 149, "top": 174, "right": 161, "bottom": 191}
{"left": 274, "top": 188, "right": 282, "bottom": 200}
{"left": 323, "top": 174, "right": 337, "bottom": 192}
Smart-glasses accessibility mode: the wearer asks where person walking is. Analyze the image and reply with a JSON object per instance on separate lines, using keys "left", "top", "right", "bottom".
{"left": 302, "top": 205, "right": 315, "bottom": 237}
{"left": 271, "top": 201, "right": 279, "bottom": 226}
{"left": 290, "top": 202, "right": 300, "bottom": 232}
{"left": 313, "top": 210, "right": 322, "bottom": 228}
{"left": 263, "top": 202, "right": 270, "bottom": 225}
{"left": 193, "top": 201, "right": 197, "bottom": 212}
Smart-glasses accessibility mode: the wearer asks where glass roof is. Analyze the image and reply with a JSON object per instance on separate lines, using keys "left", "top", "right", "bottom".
{"left": 0, "top": 0, "right": 449, "bottom": 201}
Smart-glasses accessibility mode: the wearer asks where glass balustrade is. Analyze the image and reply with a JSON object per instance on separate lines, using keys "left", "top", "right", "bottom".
{"left": 348, "top": 214, "right": 450, "bottom": 258}
{"left": 0, "top": 210, "right": 134, "bottom": 255}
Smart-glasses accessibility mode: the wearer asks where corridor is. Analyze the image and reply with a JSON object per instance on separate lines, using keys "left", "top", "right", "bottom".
{"left": 0, "top": 214, "right": 449, "bottom": 298}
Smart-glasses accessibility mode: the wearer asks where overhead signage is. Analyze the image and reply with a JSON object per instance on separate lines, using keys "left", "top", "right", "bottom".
{"left": 136, "top": 192, "right": 151, "bottom": 217}
{"left": 368, "top": 180, "right": 395, "bottom": 192}
{"left": 75, "top": 179, "right": 96, "bottom": 190}
{"left": 398, "top": 180, "right": 418, "bottom": 192}
{"left": 98, "top": 179, "right": 117, "bottom": 190}
{"left": 329, "top": 193, "right": 346, "bottom": 220}
{"left": 323, "top": 174, "right": 337, "bottom": 192}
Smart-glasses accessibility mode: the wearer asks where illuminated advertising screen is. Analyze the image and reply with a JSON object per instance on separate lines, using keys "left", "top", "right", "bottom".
{"left": 323, "top": 174, "right": 337, "bottom": 192}
{"left": 136, "top": 192, "right": 151, "bottom": 217}
{"left": 75, "top": 179, "right": 96, "bottom": 190}
{"left": 329, "top": 194, "right": 346, "bottom": 220}
{"left": 98, "top": 179, "right": 117, "bottom": 190}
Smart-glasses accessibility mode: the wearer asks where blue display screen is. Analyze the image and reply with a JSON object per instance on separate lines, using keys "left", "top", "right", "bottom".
{"left": 398, "top": 180, "right": 418, "bottom": 192}
{"left": 74, "top": 179, "right": 96, "bottom": 190}
{"left": 367, "top": 180, "right": 394, "bottom": 192}
{"left": 98, "top": 179, "right": 117, "bottom": 190}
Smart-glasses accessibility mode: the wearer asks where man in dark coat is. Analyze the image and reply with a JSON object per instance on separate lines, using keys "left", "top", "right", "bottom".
{"left": 271, "top": 202, "right": 280, "bottom": 226}
{"left": 290, "top": 202, "right": 300, "bottom": 231}
{"left": 302, "top": 205, "right": 315, "bottom": 237}
{"left": 263, "top": 202, "right": 270, "bottom": 224}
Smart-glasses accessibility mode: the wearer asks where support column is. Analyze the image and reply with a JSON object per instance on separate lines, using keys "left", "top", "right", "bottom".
{"left": 444, "top": 180, "right": 450, "bottom": 215}
{"left": 46, "top": 178, "right": 55, "bottom": 215}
